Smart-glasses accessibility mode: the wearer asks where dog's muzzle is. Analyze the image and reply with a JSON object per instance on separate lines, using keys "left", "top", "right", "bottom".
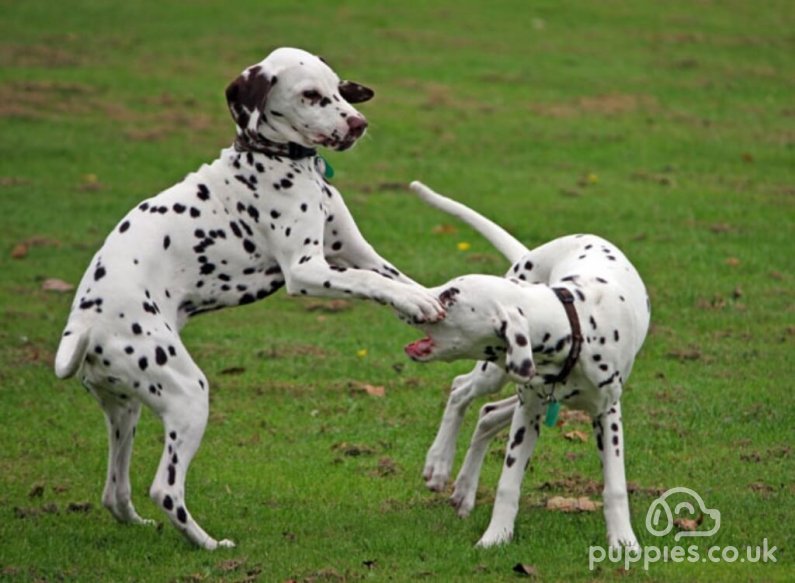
{"left": 335, "top": 116, "right": 368, "bottom": 150}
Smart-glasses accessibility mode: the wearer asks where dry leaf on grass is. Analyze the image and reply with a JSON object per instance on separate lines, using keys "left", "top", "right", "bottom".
{"left": 11, "top": 243, "right": 28, "bottom": 259}
{"left": 432, "top": 224, "right": 458, "bottom": 234}
{"left": 12, "top": 236, "right": 62, "bottom": 259}
{"left": 349, "top": 381, "right": 385, "bottom": 397}
{"left": 546, "top": 496, "right": 602, "bottom": 512}
{"left": 303, "top": 299, "right": 352, "bottom": 313}
{"left": 512, "top": 563, "right": 538, "bottom": 577}
{"left": 563, "top": 430, "right": 589, "bottom": 443}
{"left": 41, "top": 278, "right": 75, "bottom": 292}
{"left": 362, "top": 384, "right": 385, "bottom": 397}
{"left": 673, "top": 517, "right": 699, "bottom": 532}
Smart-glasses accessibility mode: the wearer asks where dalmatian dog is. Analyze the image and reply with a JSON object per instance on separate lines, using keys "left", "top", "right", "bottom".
{"left": 404, "top": 182, "right": 650, "bottom": 549}
{"left": 53, "top": 48, "right": 444, "bottom": 550}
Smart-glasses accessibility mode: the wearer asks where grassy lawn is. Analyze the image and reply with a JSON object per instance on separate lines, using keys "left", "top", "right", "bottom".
{"left": 1, "top": 1, "right": 793, "bottom": 581}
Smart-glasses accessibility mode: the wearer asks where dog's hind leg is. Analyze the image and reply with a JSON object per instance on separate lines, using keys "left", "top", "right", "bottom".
{"left": 89, "top": 387, "right": 153, "bottom": 526}
{"left": 592, "top": 400, "right": 639, "bottom": 551}
{"left": 450, "top": 395, "right": 516, "bottom": 517}
{"left": 146, "top": 358, "right": 235, "bottom": 550}
{"left": 423, "top": 362, "right": 507, "bottom": 491}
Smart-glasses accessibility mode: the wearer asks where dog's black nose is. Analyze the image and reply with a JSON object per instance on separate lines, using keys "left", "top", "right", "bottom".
{"left": 346, "top": 116, "right": 368, "bottom": 138}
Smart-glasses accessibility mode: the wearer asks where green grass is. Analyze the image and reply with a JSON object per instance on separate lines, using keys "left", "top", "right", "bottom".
{"left": 1, "top": 0, "right": 793, "bottom": 581}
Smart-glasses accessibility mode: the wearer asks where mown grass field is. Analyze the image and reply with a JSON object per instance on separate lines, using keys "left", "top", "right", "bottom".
{"left": 1, "top": 1, "right": 793, "bottom": 581}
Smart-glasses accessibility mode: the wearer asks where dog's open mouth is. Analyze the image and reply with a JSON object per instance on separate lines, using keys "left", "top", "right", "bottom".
{"left": 405, "top": 336, "right": 435, "bottom": 361}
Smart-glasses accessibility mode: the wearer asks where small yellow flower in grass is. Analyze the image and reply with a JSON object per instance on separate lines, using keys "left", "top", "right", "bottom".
{"left": 457, "top": 241, "right": 471, "bottom": 252}
{"left": 356, "top": 348, "right": 368, "bottom": 358}
{"left": 587, "top": 173, "right": 599, "bottom": 184}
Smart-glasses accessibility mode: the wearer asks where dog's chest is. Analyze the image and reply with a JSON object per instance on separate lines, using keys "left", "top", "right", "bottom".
{"left": 74, "top": 149, "right": 333, "bottom": 324}
{"left": 171, "top": 151, "right": 334, "bottom": 315}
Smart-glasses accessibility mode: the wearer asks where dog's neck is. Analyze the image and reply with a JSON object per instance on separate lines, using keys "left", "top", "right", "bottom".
{"left": 233, "top": 131, "right": 317, "bottom": 160}
{"left": 517, "top": 285, "right": 578, "bottom": 357}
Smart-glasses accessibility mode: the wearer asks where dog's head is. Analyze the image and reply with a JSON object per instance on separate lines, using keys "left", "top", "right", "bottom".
{"left": 226, "top": 47, "right": 374, "bottom": 152}
{"left": 403, "top": 275, "right": 537, "bottom": 384}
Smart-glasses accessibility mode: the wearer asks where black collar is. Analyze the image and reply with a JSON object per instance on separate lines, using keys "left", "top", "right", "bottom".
{"left": 546, "top": 287, "right": 584, "bottom": 384}
{"left": 234, "top": 133, "right": 317, "bottom": 160}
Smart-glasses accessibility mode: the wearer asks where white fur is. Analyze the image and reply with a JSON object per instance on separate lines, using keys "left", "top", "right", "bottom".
{"left": 405, "top": 182, "right": 649, "bottom": 550}
{"left": 53, "top": 49, "right": 443, "bottom": 550}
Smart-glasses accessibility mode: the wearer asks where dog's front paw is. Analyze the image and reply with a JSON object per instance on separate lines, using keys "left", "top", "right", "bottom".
{"left": 203, "top": 537, "right": 237, "bottom": 550}
{"left": 475, "top": 526, "right": 513, "bottom": 548}
{"left": 450, "top": 478, "right": 477, "bottom": 517}
{"left": 423, "top": 453, "right": 452, "bottom": 492}
{"left": 608, "top": 531, "right": 639, "bottom": 552}
{"left": 393, "top": 286, "right": 445, "bottom": 324}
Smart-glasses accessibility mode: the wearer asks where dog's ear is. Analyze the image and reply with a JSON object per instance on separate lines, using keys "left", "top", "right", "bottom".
{"left": 225, "top": 65, "right": 274, "bottom": 131}
{"left": 339, "top": 80, "right": 374, "bottom": 104}
{"left": 496, "top": 307, "right": 536, "bottom": 384}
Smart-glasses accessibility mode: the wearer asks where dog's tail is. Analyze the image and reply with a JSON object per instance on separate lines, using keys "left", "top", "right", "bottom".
{"left": 409, "top": 181, "right": 529, "bottom": 264}
{"left": 54, "top": 323, "right": 90, "bottom": 379}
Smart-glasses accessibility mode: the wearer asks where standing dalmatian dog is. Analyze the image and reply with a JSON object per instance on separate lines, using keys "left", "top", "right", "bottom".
{"left": 404, "top": 182, "right": 650, "bottom": 549}
{"left": 53, "top": 48, "right": 444, "bottom": 550}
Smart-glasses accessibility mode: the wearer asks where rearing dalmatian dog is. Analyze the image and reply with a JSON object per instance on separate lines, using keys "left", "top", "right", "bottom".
{"left": 404, "top": 182, "right": 650, "bottom": 549}
{"left": 53, "top": 48, "right": 444, "bottom": 550}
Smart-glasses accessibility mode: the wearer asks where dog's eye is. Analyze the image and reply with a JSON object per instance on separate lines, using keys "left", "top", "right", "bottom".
{"left": 302, "top": 90, "right": 322, "bottom": 101}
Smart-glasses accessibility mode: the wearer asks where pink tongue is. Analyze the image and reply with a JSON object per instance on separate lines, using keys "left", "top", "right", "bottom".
{"left": 405, "top": 337, "right": 434, "bottom": 359}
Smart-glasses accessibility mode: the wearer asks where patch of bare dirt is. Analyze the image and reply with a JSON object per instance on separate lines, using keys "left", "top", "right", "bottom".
{"left": 0, "top": 81, "right": 221, "bottom": 142}
{"left": 0, "top": 40, "right": 83, "bottom": 68}
{"left": 529, "top": 94, "right": 659, "bottom": 118}
{"left": 257, "top": 344, "right": 328, "bottom": 359}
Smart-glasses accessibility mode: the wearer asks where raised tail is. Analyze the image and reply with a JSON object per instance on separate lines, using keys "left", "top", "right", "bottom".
{"left": 54, "top": 324, "right": 90, "bottom": 379}
{"left": 409, "top": 181, "right": 529, "bottom": 264}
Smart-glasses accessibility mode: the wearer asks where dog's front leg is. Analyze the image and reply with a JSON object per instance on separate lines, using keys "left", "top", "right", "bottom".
{"left": 476, "top": 390, "right": 544, "bottom": 548}
{"left": 322, "top": 185, "right": 419, "bottom": 285}
{"left": 451, "top": 395, "right": 516, "bottom": 517}
{"left": 283, "top": 256, "right": 443, "bottom": 322}
{"left": 593, "top": 400, "right": 639, "bottom": 551}
{"left": 269, "top": 193, "right": 444, "bottom": 321}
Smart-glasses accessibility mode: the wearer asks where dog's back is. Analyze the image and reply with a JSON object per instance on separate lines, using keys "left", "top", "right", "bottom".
{"left": 514, "top": 234, "right": 650, "bottom": 356}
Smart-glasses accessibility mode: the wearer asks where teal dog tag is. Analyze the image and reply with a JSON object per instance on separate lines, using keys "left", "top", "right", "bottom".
{"left": 319, "top": 156, "right": 334, "bottom": 179}
{"left": 544, "top": 400, "right": 560, "bottom": 427}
